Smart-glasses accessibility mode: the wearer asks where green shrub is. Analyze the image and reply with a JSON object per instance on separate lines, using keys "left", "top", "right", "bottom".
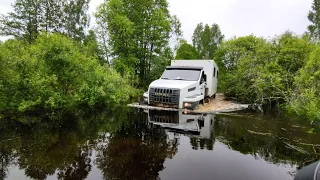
{"left": 289, "top": 45, "right": 320, "bottom": 123}
{"left": 0, "top": 33, "right": 134, "bottom": 114}
{"left": 215, "top": 32, "right": 314, "bottom": 105}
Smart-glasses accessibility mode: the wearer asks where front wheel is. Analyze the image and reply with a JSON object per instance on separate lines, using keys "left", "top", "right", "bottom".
{"left": 200, "top": 99, "right": 204, "bottom": 104}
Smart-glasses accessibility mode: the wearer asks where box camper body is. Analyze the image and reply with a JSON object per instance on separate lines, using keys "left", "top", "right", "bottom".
{"left": 143, "top": 60, "right": 219, "bottom": 110}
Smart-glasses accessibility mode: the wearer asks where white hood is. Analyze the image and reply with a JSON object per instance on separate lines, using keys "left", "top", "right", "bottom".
{"left": 149, "top": 79, "right": 196, "bottom": 89}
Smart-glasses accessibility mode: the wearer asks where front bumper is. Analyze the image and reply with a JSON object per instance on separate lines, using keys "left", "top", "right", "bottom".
{"left": 143, "top": 91, "right": 203, "bottom": 110}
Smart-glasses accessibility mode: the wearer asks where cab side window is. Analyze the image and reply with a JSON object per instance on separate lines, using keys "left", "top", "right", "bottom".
{"left": 200, "top": 71, "right": 204, "bottom": 85}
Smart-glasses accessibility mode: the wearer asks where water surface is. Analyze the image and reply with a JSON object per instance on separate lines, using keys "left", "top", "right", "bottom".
{"left": 0, "top": 108, "right": 319, "bottom": 180}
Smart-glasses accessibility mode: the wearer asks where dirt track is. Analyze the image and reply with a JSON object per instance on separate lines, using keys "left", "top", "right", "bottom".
{"left": 128, "top": 93, "right": 249, "bottom": 113}
{"left": 194, "top": 93, "right": 248, "bottom": 113}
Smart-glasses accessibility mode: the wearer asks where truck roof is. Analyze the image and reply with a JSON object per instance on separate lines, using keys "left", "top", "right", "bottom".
{"left": 166, "top": 66, "right": 203, "bottom": 70}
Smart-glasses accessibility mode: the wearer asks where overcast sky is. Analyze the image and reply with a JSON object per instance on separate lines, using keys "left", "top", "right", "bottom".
{"left": 0, "top": 0, "right": 313, "bottom": 42}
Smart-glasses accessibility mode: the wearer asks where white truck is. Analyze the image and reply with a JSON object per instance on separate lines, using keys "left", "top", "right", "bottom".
{"left": 143, "top": 60, "right": 219, "bottom": 110}
{"left": 145, "top": 109, "right": 215, "bottom": 139}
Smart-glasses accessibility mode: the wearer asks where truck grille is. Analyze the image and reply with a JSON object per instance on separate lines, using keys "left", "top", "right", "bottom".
{"left": 149, "top": 110, "right": 179, "bottom": 124}
{"left": 149, "top": 87, "right": 180, "bottom": 106}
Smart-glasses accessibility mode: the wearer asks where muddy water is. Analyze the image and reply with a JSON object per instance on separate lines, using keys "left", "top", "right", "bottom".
{"left": 0, "top": 108, "right": 319, "bottom": 180}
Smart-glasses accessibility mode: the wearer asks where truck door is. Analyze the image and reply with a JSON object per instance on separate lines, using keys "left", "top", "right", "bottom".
{"left": 199, "top": 71, "right": 206, "bottom": 98}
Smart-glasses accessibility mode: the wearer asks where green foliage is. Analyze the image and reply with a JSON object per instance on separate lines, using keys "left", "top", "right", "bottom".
{"left": 215, "top": 35, "right": 268, "bottom": 99}
{"left": 192, "top": 23, "right": 204, "bottom": 54}
{"left": 217, "top": 32, "right": 314, "bottom": 109}
{"left": 214, "top": 31, "right": 320, "bottom": 122}
{"left": 289, "top": 45, "right": 320, "bottom": 122}
{"left": 308, "top": 0, "right": 320, "bottom": 41}
{"left": 192, "top": 22, "right": 224, "bottom": 59}
{"left": 83, "top": 30, "right": 105, "bottom": 64}
{"left": 0, "top": 33, "right": 134, "bottom": 114}
{"left": 0, "top": 0, "right": 90, "bottom": 43}
{"left": 147, "top": 51, "right": 172, "bottom": 82}
{"left": 0, "top": 107, "right": 114, "bottom": 179}
{"left": 95, "top": 0, "right": 182, "bottom": 87}
{"left": 62, "top": 0, "right": 90, "bottom": 41}
{"left": 175, "top": 43, "right": 199, "bottom": 59}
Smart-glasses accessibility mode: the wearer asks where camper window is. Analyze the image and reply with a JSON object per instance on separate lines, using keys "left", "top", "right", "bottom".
{"left": 214, "top": 67, "right": 216, "bottom": 77}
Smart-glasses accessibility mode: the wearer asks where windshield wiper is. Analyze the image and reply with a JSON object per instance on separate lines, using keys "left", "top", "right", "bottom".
{"left": 175, "top": 77, "right": 186, "bottom": 80}
{"left": 161, "top": 77, "right": 169, "bottom": 80}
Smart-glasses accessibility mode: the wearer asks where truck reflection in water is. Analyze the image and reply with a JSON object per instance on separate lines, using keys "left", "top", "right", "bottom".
{"left": 145, "top": 109, "right": 215, "bottom": 150}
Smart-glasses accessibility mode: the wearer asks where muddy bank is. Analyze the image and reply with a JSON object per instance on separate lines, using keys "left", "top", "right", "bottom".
{"left": 194, "top": 93, "right": 250, "bottom": 113}
{"left": 128, "top": 93, "right": 250, "bottom": 113}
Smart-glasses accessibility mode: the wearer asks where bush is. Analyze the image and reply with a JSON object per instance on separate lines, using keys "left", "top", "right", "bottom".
{"left": 214, "top": 35, "right": 270, "bottom": 102}
{"left": 215, "top": 32, "right": 314, "bottom": 105}
{"left": 289, "top": 45, "right": 320, "bottom": 123}
{"left": 0, "top": 33, "right": 134, "bottom": 114}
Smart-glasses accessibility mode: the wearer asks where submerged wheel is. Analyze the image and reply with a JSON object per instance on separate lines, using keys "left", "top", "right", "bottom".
{"left": 204, "top": 98, "right": 210, "bottom": 104}
{"left": 199, "top": 99, "right": 204, "bottom": 104}
{"left": 213, "top": 93, "right": 216, "bottom": 99}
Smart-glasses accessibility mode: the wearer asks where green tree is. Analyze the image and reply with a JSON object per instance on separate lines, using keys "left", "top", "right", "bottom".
{"left": 0, "top": 0, "right": 90, "bottom": 43}
{"left": 0, "top": 0, "right": 42, "bottom": 43}
{"left": 200, "top": 24, "right": 212, "bottom": 59}
{"left": 192, "top": 22, "right": 224, "bottom": 59}
{"left": 216, "top": 35, "right": 270, "bottom": 101}
{"left": 216, "top": 32, "right": 314, "bottom": 107}
{"left": 290, "top": 45, "right": 320, "bottom": 123}
{"left": 210, "top": 23, "right": 224, "bottom": 58}
{"left": 39, "top": 0, "right": 64, "bottom": 33}
{"left": 0, "top": 33, "right": 134, "bottom": 114}
{"left": 249, "top": 32, "right": 313, "bottom": 105}
{"left": 192, "top": 23, "right": 204, "bottom": 55}
{"left": 94, "top": 22, "right": 111, "bottom": 66}
{"left": 175, "top": 43, "right": 199, "bottom": 59}
{"left": 308, "top": 0, "right": 320, "bottom": 41}
{"left": 62, "top": 0, "right": 90, "bottom": 41}
{"left": 95, "top": 0, "right": 182, "bottom": 87}
{"left": 83, "top": 30, "right": 105, "bottom": 64}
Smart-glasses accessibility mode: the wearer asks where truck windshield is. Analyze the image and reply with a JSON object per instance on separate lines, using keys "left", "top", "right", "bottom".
{"left": 161, "top": 69, "right": 201, "bottom": 81}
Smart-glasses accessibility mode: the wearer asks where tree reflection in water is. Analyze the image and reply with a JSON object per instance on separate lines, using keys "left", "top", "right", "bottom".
{"left": 0, "top": 108, "right": 319, "bottom": 180}
{"left": 95, "top": 109, "right": 179, "bottom": 180}
{"left": 57, "top": 149, "right": 92, "bottom": 180}
{"left": 0, "top": 148, "right": 14, "bottom": 180}
{"left": 0, "top": 108, "right": 111, "bottom": 180}
{"left": 214, "top": 114, "right": 320, "bottom": 170}
{"left": 190, "top": 137, "right": 214, "bottom": 150}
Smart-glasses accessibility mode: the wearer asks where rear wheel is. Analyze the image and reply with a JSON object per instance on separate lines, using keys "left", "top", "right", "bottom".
{"left": 204, "top": 97, "right": 210, "bottom": 104}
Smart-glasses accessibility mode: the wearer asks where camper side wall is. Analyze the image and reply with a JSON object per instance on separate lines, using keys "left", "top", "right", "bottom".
{"left": 171, "top": 60, "right": 218, "bottom": 97}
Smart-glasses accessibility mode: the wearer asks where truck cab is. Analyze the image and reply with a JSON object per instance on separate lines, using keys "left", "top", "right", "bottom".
{"left": 143, "top": 60, "right": 218, "bottom": 110}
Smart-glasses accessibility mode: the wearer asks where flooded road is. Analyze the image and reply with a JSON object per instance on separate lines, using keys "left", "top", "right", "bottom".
{"left": 0, "top": 108, "right": 319, "bottom": 180}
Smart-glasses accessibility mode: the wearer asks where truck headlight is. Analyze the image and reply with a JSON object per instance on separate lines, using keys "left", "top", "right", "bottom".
{"left": 184, "top": 102, "right": 192, "bottom": 107}
{"left": 143, "top": 91, "right": 148, "bottom": 103}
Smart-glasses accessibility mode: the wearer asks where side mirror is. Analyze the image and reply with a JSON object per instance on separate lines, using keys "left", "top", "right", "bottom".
{"left": 203, "top": 74, "right": 207, "bottom": 82}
